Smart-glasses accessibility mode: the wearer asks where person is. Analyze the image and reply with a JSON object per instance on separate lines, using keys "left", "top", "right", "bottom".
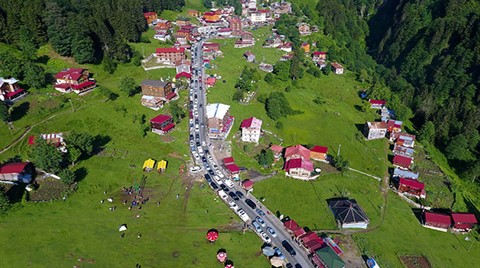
{"left": 137, "top": 234, "right": 141, "bottom": 239}
{"left": 176, "top": 194, "right": 179, "bottom": 199}
{"left": 121, "top": 233, "right": 125, "bottom": 238}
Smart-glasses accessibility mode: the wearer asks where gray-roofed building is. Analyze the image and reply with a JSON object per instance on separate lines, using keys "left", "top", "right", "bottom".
{"left": 393, "top": 167, "right": 419, "bottom": 180}
{"left": 328, "top": 199, "right": 370, "bottom": 229}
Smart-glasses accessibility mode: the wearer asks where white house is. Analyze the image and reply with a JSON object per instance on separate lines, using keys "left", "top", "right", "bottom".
{"left": 331, "top": 62, "right": 344, "bottom": 74}
{"left": 364, "top": 121, "right": 387, "bottom": 140}
{"left": 250, "top": 10, "right": 269, "bottom": 23}
{"left": 240, "top": 117, "right": 262, "bottom": 143}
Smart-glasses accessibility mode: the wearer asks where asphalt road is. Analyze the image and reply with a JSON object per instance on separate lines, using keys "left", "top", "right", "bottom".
{"left": 188, "top": 37, "right": 313, "bottom": 268}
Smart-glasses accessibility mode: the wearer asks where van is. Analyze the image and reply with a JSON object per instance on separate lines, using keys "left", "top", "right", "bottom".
{"left": 281, "top": 240, "right": 296, "bottom": 256}
{"left": 218, "top": 190, "right": 228, "bottom": 200}
{"left": 245, "top": 199, "right": 256, "bottom": 209}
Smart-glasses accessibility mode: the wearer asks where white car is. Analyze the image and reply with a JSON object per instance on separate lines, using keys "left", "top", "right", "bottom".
{"left": 213, "top": 175, "right": 221, "bottom": 182}
{"left": 189, "top": 166, "right": 202, "bottom": 173}
{"left": 216, "top": 170, "right": 225, "bottom": 179}
{"left": 218, "top": 190, "right": 228, "bottom": 200}
{"left": 237, "top": 208, "right": 250, "bottom": 222}
{"left": 228, "top": 201, "right": 238, "bottom": 210}
{"left": 260, "top": 231, "right": 271, "bottom": 243}
{"left": 224, "top": 179, "right": 234, "bottom": 188}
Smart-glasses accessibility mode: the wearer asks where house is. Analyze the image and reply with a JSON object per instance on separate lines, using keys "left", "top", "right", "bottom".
{"left": 188, "top": 10, "right": 200, "bottom": 17}
{"left": 393, "top": 144, "right": 414, "bottom": 158}
{"left": 285, "top": 158, "right": 314, "bottom": 180}
{"left": 175, "top": 59, "right": 191, "bottom": 75}
{"left": 229, "top": 17, "right": 242, "bottom": 36}
{"left": 381, "top": 106, "right": 390, "bottom": 122}
{"left": 369, "top": 99, "right": 387, "bottom": 109}
{"left": 316, "top": 60, "right": 327, "bottom": 69}
{"left": 392, "top": 154, "right": 413, "bottom": 170}
{"left": 155, "top": 19, "right": 171, "bottom": 32}
{"left": 234, "top": 32, "right": 255, "bottom": 48}
{"left": 310, "top": 146, "right": 328, "bottom": 161}
{"left": 150, "top": 114, "right": 175, "bottom": 135}
{"left": 283, "top": 218, "right": 301, "bottom": 233}
{"left": 285, "top": 144, "right": 311, "bottom": 161}
{"left": 398, "top": 178, "right": 426, "bottom": 199}
{"left": 279, "top": 42, "right": 293, "bottom": 52}
{"left": 315, "top": 246, "right": 345, "bottom": 268}
{"left": 203, "top": 42, "right": 221, "bottom": 52}
{"left": 243, "top": 51, "right": 256, "bottom": 62}
{"left": 423, "top": 211, "right": 451, "bottom": 232}
{"left": 301, "top": 42, "right": 310, "bottom": 53}
{"left": 451, "top": 213, "right": 477, "bottom": 232}
{"left": 271, "top": 1, "right": 292, "bottom": 18}
{"left": 0, "top": 77, "right": 26, "bottom": 102}
{"left": 312, "top": 51, "right": 327, "bottom": 62}
{"left": 242, "top": 179, "right": 254, "bottom": 191}
{"left": 393, "top": 167, "right": 419, "bottom": 180}
{"left": 331, "top": 62, "right": 344, "bottom": 74}
{"left": 0, "top": 162, "right": 34, "bottom": 183}
{"left": 298, "top": 231, "right": 324, "bottom": 253}
{"left": 157, "top": 160, "right": 168, "bottom": 173}
{"left": 176, "top": 29, "right": 191, "bottom": 39}
{"left": 387, "top": 120, "right": 403, "bottom": 134}
{"left": 240, "top": 117, "right": 262, "bottom": 143}
{"left": 364, "top": 121, "right": 387, "bottom": 140}
{"left": 250, "top": 10, "right": 269, "bottom": 23}
{"left": 141, "top": 80, "right": 177, "bottom": 110}
{"left": 298, "top": 23, "right": 311, "bottom": 36}
{"left": 203, "top": 11, "right": 220, "bottom": 23}
{"left": 280, "top": 53, "right": 294, "bottom": 61}
{"left": 143, "top": 12, "right": 158, "bottom": 25}
{"left": 176, "top": 17, "right": 191, "bottom": 27}
{"left": 155, "top": 47, "right": 186, "bottom": 65}
{"left": 54, "top": 68, "right": 96, "bottom": 94}
{"left": 263, "top": 34, "right": 284, "bottom": 48}
{"left": 206, "top": 77, "right": 217, "bottom": 87}
{"left": 206, "top": 103, "right": 234, "bottom": 139}
{"left": 258, "top": 63, "right": 273, "bottom": 73}
{"left": 217, "top": 27, "right": 232, "bottom": 37}
{"left": 391, "top": 132, "right": 416, "bottom": 148}
{"left": 329, "top": 199, "right": 370, "bottom": 229}
{"left": 223, "top": 157, "right": 240, "bottom": 177}
{"left": 28, "top": 133, "right": 67, "bottom": 153}
{"left": 154, "top": 33, "right": 171, "bottom": 42}
{"left": 270, "top": 145, "right": 283, "bottom": 161}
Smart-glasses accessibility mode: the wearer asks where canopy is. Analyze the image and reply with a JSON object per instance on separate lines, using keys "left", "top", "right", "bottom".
{"left": 157, "top": 160, "right": 167, "bottom": 171}
{"left": 217, "top": 252, "right": 227, "bottom": 262}
{"left": 118, "top": 224, "right": 127, "bottom": 232}
{"left": 206, "top": 229, "right": 218, "bottom": 242}
{"left": 262, "top": 246, "right": 275, "bottom": 257}
{"left": 270, "top": 256, "right": 285, "bottom": 267}
{"left": 143, "top": 159, "right": 156, "bottom": 171}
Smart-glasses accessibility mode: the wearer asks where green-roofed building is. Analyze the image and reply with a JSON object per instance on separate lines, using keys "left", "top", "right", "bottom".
{"left": 315, "top": 246, "right": 345, "bottom": 268}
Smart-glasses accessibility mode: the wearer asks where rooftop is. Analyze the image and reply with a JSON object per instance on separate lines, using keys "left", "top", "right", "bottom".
{"left": 206, "top": 103, "right": 230, "bottom": 119}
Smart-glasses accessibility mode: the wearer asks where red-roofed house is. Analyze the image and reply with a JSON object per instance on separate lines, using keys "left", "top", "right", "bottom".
{"left": 285, "top": 145, "right": 310, "bottom": 161}
{"left": 203, "top": 11, "right": 220, "bottom": 23}
{"left": 331, "top": 62, "right": 344, "bottom": 74}
{"left": 54, "top": 68, "right": 96, "bottom": 94}
{"left": 203, "top": 42, "right": 221, "bottom": 52}
{"left": 369, "top": 99, "right": 387, "bottom": 109}
{"left": 0, "top": 77, "right": 26, "bottom": 102}
{"left": 310, "top": 146, "right": 328, "bottom": 161}
{"left": 391, "top": 132, "right": 416, "bottom": 148}
{"left": 144, "top": 12, "right": 157, "bottom": 25}
{"left": 398, "top": 178, "right": 426, "bottom": 199}
{"left": 150, "top": 114, "right": 175, "bottom": 135}
{"left": 223, "top": 157, "right": 235, "bottom": 166}
{"left": 240, "top": 117, "right": 262, "bottom": 143}
{"left": 285, "top": 158, "right": 314, "bottom": 180}
{"left": 299, "top": 231, "right": 325, "bottom": 253}
{"left": 270, "top": 145, "right": 283, "bottom": 161}
{"left": 393, "top": 155, "right": 413, "bottom": 170}
{"left": 312, "top": 51, "right": 327, "bottom": 61}
{"left": 155, "top": 47, "right": 186, "bottom": 65}
{"left": 423, "top": 211, "right": 451, "bottom": 232}
{"left": 283, "top": 219, "right": 300, "bottom": 233}
{"left": 364, "top": 121, "right": 388, "bottom": 140}
{"left": 225, "top": 163, "right": 240, "bottom": 176}
{"left": 217, "top": 27, "right": 232, "bottom": 37}
{"left": 188, "top": 10, "right": 200, "bottom": 17}
{"left": 451, "top": 213, "right": 477, "bottom": 232}
{"left": 206, "top": 77, "right": 216, "bottom": 88}
{"left": 242, "top": 179, "right": 254, "bottom": 191}
{"left": 387, "top": 120, "right": 403, "bottom": 134}
{"left": 229, "top": 17, "right": 242, "bottom": 36}
{"left": 0, "top": 162, "right": 34, "bottom": 183}
{"left": 293, "top": 227, "right": 306, "bottom": 239}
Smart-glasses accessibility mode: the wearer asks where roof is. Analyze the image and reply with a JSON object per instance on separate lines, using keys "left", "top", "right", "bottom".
{"left": 283, "top": 219, "right": 300, "bottom": 232}
{"left": 157, "top": 160, "right": 167, "bottom": 170}
{"left": 369, "top": 99, "right": 387, "bottom": 105}
{"left": 0, "top": 162, "right": 30, "bottom": 174}
{"left": 329, "top": 199, "right": 370, "bottom": 225}
{"left": 285, "top": 158, "right": 314, "bottom": 172}
{"left": 206, "top": 103, "right": 230, "bottom": 119}
{"left": 223, "top": 157, "right": 235, "bottom": 165}
{"left": 72, "top": 81, "right": 95, "bottom": 90}
{"left": 285, "top": 144, "right": 311, "bottom": 160}
{"left": 293, "top": 227, "right": 306, "bottom": 238}
{"left": 206, "top": 77, "right": 216, "bottom": 85}
{"left": 451, "top": 213, "right": 477, "bottom": 224}
{"left": 315, "top": 246, "right": 345, "bottom": 268}
{"left": 258, "top": 9, "right": 270, "bottom": 13}
{"left": 0, "top": 77, "right": 19, "bottom": 87}
{"left": 218, "top": 28, "right": 231, "bottom": 32}
{"left": 155, "top": 47, "right": 185, "bottom": 54}
{"left": 424, "top": 211, "right": 451, "bottom": 226}
{"left": 393, "top": 155, "right": 412, "bottom": 168}
{"left": 270, "top": 145, "right": 283, "bottom": 154}
{"left": 399, "top": 178, "right": 425, "bottom": 191}
{"left": 175, "top": 72, "right": 192, "bottom": 79}
{"left": 150, "top": 114, "right": 172, "bottom": 124}
{"left": 367, "top": 121, "right": 387, "bottom": 129}
{"left": 142, "top": 80, "right": 169, "bottom": 88}
{"left": 311, "top": 146, "right": 328, "bottom": 154}
{"left": 331, "top": 62, "right": 343, "bottom": 69}
{"left": 54, "top": 68, "right": 84, "bottom": 81}
{"left": 225, "top": 163, "right": 240, "bottom": 173}
{"left": 240, "top": 117, "right": 262, "bottom": 129}
{"left": 312, "top": 51, "right": 327, "bottom": 55}
{"left": 299, "top": 231, "right": 322, "bottom": 245}
{"left": 393, "top": 167, "right": 419, "bottom": 179}
{"left": 242, "top": 179, "right": 254, "bottom": 188}
{"left": 144, "top": 12, "right": 157, "bottom": 17}
{"left": 143, "top": 159, "right": 156, "bottom": 170}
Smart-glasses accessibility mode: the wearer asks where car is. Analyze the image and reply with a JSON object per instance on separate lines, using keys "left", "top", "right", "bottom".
{"left": 195, "top": 133, "right": 200, "bottom": 139}
{"left": 256, "top": 208, "right": 266, "bottom": 216}
{"left": 266, "top": 227, "right": 277, "bottom": 237}
{"left": 220, "top": 184, "right": 229, "bottom": 192}
{"left": 190, "top": 140, "right": 195, "bottom": 147}
{"left": 294, "top": 264, "right": 303, "bottom": 268}
{"left": 235, "top": 191, "right": 244, "bottom": 199}
{"left": 216, "top": 170, "right": 224, "bottom": 178}
{"left": 189, "top": 134, "right": 194, "bottom": 141}
{"left": 252, "top": 221, "right": 262, "bottom": 233}
{"left": 224, "top": 179, "right": 234, "bottom": 188}
{"left": 202, "top": 156, "right": 207, "bottom": 163}
{"left": 281, "top": 240, "right": 296, "bottom": 256}
{"left": 237, "top": 208, "right": 250, "bottom": 222}
{"left": 196, "top": 141, "right": 201, "bottom": 147}
{"left": 255, "top": 216, "right": 266, "bottom": 227}
{"left": 202, "top": 141, "right": 207, "bottom": 147}
{"left": 245, "top": 199, "right": 256, "bottom": 209}
{"left": 286, "top": 264, "right": 293, "bottom": 268}
{"left": 218, "top": 190, "right": 228, "bottom": 200}
{"left": 228, "top": 201, "right": 238, "bottom": 210}
{"left": 210, "top": 181, "right": 219, "bottom": 190}
{"left": 204, "top": 173, "right": 212, "bottom": 181}
{"left": 195, "top": 118, "right": 199, "bottom": 124}
{"left": 208, "top": 169, "right": 215, "bottom": 176}
{"left": 193, "top": 153, "right": 200, "bottom": 161}
{"left": 228, "top": 191, "right": 239, "bottom": 201}
{"left": 260, "top": 231, "right": 271, "bottom": 243}
{"left": 189, "top": 166, "right": 202, "bottom": 173}
{"left": 274, "top": 247, "right": 285, "bottom": 259}
{"left": 213, "top": 175, "right": 221, "bottom": 182}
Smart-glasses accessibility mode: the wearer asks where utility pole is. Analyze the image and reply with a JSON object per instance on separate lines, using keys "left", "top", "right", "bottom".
{"left": 338, "top": 144, "right": 341, "bottom": 156}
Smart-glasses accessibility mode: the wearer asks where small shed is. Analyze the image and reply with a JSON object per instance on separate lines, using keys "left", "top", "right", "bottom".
{"left": 143, "top": 159, "right": 156, "bottom": 172}
{"left": 157, "top": 160, "right": 168, "bottom": 173}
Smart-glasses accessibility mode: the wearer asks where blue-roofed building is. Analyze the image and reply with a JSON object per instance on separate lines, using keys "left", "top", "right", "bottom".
{"left": 393, "top": 167, "right": 419, "bottom": 180}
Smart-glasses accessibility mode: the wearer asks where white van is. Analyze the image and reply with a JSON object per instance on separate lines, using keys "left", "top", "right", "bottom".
{"left": 218, "top": 190, "right": 228, "bottom": 200}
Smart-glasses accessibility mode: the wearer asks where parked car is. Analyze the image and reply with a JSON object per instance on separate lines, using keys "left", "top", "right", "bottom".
{"left": 256, "top": 209, "right": 266, "bottom": 216}
{"left": 266, "top": 227, "right": 277, "bottom": 237}
{"left": 252, "top": 220, "right": 262, "bottom": 233}
{"left": 210, "top": 182, "right": 219, "bottom": 190}
{"left": 274, "top": 247, "right": 285, "bottom": 259}
{"left": 282, "top": 240, "right": 296, "bottom": 256}
{"left": 235, "top": 191, "right": 244, "bottom": 199}
{"left": 260, "top": 231, "right": 271, "bottom": 243}
{"left": 245, "top": 199, "right": 256, "bottom": 209}
{"left": 229, "top": 191, "right": 239, "bottom": 201}
{"left": 255, "top": 216, "right": 266, "bottom": 227}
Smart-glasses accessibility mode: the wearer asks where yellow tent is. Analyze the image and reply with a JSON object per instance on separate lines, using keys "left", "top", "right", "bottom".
{"left": 157, "top": 160, "right": 167, "bottom": 172}
{"left": 143, "top": 159, "right": 156, "bottom": 172}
